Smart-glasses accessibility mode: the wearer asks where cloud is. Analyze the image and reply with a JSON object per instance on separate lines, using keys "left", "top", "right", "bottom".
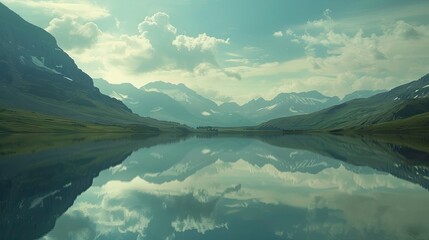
{"left": 39, "top": 6, "right": 429, "bottom": 104}
{"left": 3, "top": 0, "right": 110, "bottom": 20}
{"left": 132, "top": 12, "right": 230, "bottom": 73}
{"left": 41, "top": 211, "right": 97, "bottom": 240}
{"left": 171, "top": 217, "right": 228, "bottom": 234}
{"left": 42, "top": 153, "right": 429, "bottom": 240}
{"left": 273, "top": 31, "right": 283, "bottom": 37}
{"left": 66, "top": 33, "right": 153, "bottom": 75}
{"left": 226, "top": 58, "right": 250, "bottom": 64}
{"left": 304, "top": 8, "right": 334, "bottom": 31}
{"left": 138, "top": 12, "right": 177, "bottom": 35}
{"left": 115, "top": 17, "right": 121, "bottom": 29}
{"left": 173, "top": 33, "right": 229, "bottom": 51}
{"left": 194, "top": 62, "right": 241, "bottom": 80}
{"left": 388, "top": 20, "right": 424, "bottom": 40}
{"left": 67, "top": 12, "right": 239, "bottom": 86}
{"left": 256, "top": 10, "right": 429, "bottom": 98}
{"left": 46, "top": 16, "right": 102, "bottom": 50}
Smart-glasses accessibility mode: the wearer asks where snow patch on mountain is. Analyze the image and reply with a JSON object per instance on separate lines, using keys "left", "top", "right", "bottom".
{"left": 30, "top": 190, "right": 60, "bottom": 209}
{"left": 110, "top": 91, "right": 128, "bottom": 101}
{"left": 289, "top": 107, "right": 299, "bottom": 113}
{"left": 257, "top": 104, "right": 278, "bottom": 111}
{"left": 202, "top": 149, "right": 211, "bottom": 154}
{"left": 285, "top": 95, "right": 329, "bottom": 105}
{"left": 144, "top": 88, "right": 160, "bottom": 93}
{"left": 201, "top": 111, "right": 211, "bottom": 116}
{"left": 289, "top": 151, "right": 299, "bottom": 158}
{"left": 31, "top": 56, "right": 60, "bottom": 74}
{"left": 145, "top": 87, "right": 192, "bottom": 103}
{"left": 256, "top": 153, "right": 278, "bottom": 162}
{"left": 151, "top": 107, "right": 163, "bottom": 113}
{"left": 309, "top": 97, "right": 328, "bottom": 103}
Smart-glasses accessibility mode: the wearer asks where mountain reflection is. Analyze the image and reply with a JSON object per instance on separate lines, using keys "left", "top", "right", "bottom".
{"left": 1, "top": 134, "right": 428, "bottom": 239}
{"left": 0, "top": 133, "right": 184, "bottom": 240}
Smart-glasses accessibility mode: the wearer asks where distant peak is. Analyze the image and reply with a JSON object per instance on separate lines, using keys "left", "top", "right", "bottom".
{"left": 252, "top": 97, "right": 266, "bottom": 102}
{"left": 144, "top": 81, "right": 177, "bottom": 87}
{"left": 94, "top": 78, "right": 136, "bottom": 89}
{"left": 274, "top": 90, "right": 329, "bottom": 100}
{"left": 93, "top": 78, "right": 108, "bottom": 83}
{"left": 142, "top": 81, "right": 198, "bottom": 96}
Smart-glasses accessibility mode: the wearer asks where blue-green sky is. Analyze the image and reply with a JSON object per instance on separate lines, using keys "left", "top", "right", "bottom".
{"left": 4, "top": 0, "right": 429, "bottom": 103}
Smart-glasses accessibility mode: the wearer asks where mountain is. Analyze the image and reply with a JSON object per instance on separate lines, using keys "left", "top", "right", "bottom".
{"left": 0, "top": 134, "right": 183, "bottom": 240}
{"left": 0, "top": 3, "right": 187, "bottom": 132}
{"left": 96, "top": 80, "right": 367, "bottom": 127}
{"left": 341, "top": 89, "right": 386, "bottom": 102}
{"left": 155, "top": 83, "right": 345, "bottom": 125}
{"left": 95, "top": 79, "right": 254, "bottom": 127}
{"left": 258, "top": 134, "right": 429, "bottom": 190}
{"left": 258, "top": 74, "right": 429, "bottom": 131}
{"left": 240, "top": 91, "right": 340, "bottom": 122}
{"left": 143, "top": 81, "right": 218, "bottom": 115}
{"left": 93, "top": 79, "right": 197, "bottom": 125}
{"left": 141, "top": 81, "right": 255, "bottom": 126}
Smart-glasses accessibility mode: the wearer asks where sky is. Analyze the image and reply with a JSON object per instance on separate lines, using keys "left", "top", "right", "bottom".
{"left": 3, "top": 0, "right": 429, "bottom": 103}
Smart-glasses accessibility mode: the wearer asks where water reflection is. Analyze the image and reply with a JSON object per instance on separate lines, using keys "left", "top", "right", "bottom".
{"left": 0, "top": 133, "right": 184, "bottom": 240}
{"left": 1, "top": 134, "right": 429, "bottom": 239}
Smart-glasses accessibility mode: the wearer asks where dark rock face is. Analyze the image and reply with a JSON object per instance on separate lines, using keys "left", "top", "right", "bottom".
{"left": 0, "top": 3, "right": 92, "bottom": 87}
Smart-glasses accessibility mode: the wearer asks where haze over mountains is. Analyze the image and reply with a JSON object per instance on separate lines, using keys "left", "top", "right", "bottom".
{"left": 94, "top": 79, "right": 384, "bottom": 127}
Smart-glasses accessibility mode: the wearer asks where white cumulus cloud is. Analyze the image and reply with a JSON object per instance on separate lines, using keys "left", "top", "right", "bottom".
{"left": 273, "top": 31, "right": 283, "bottom": 37}
{"left": 173, "top": 33, "right": 229, "bottom": 51}
{"left": 46, "top": 16, "right": 102, "bottom": 50}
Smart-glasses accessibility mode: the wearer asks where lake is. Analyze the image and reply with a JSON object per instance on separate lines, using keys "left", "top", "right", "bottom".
{"left": 1, "top": 133, "right": 428, "bottom": 240}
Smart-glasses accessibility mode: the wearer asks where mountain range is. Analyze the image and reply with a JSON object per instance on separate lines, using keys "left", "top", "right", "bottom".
{"left": 259, "top": 74, "right": 429, "bottom": 133}
{"left": 0, "top": 3, "right": 188, "bottom": 133}
{"left": 0, "top": 2, "right": 427, "bottom": 135}
{"left": 94, "top": 78, "right": 384, "bottom": 127}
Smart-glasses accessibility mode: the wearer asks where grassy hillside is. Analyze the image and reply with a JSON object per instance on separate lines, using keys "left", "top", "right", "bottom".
{"left": 260, "top": 98, "right": 429, "bottom": 131}
{"left": 258, "top": 74, "right": 429, "bottom": 132}
{"left": 0, "top": 108, "right": 163, "bottom": 133}
{"left": 358, "top": 112, "right": 429, "bottom": 135}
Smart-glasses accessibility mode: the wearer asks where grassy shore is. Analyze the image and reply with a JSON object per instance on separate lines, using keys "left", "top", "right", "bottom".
{"left": 0, "top": 108, "right": 160, "bottom": 133}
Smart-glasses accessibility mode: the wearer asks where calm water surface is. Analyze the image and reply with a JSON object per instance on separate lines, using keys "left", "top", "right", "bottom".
{"left": 1, "top": 134, "right": 428, "bottom": 240}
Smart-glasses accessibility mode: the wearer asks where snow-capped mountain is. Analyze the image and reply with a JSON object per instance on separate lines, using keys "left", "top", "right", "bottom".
{"left": 95, "top": 79, "right": 253, "bottom": 127}
{"left": 94, "top": 79, "right": 196, "bottom": 125}
{"left": 142, "top": 81, "right": 218, "bottom": 118}
{"left": 95, "top": 79, "right": 383, "bottom": 127}
{"left": 240, "top": 91, "right": 341, "bottom": 122}
{"left": 260, "top": 74, "right": 429, "bottom": 131}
